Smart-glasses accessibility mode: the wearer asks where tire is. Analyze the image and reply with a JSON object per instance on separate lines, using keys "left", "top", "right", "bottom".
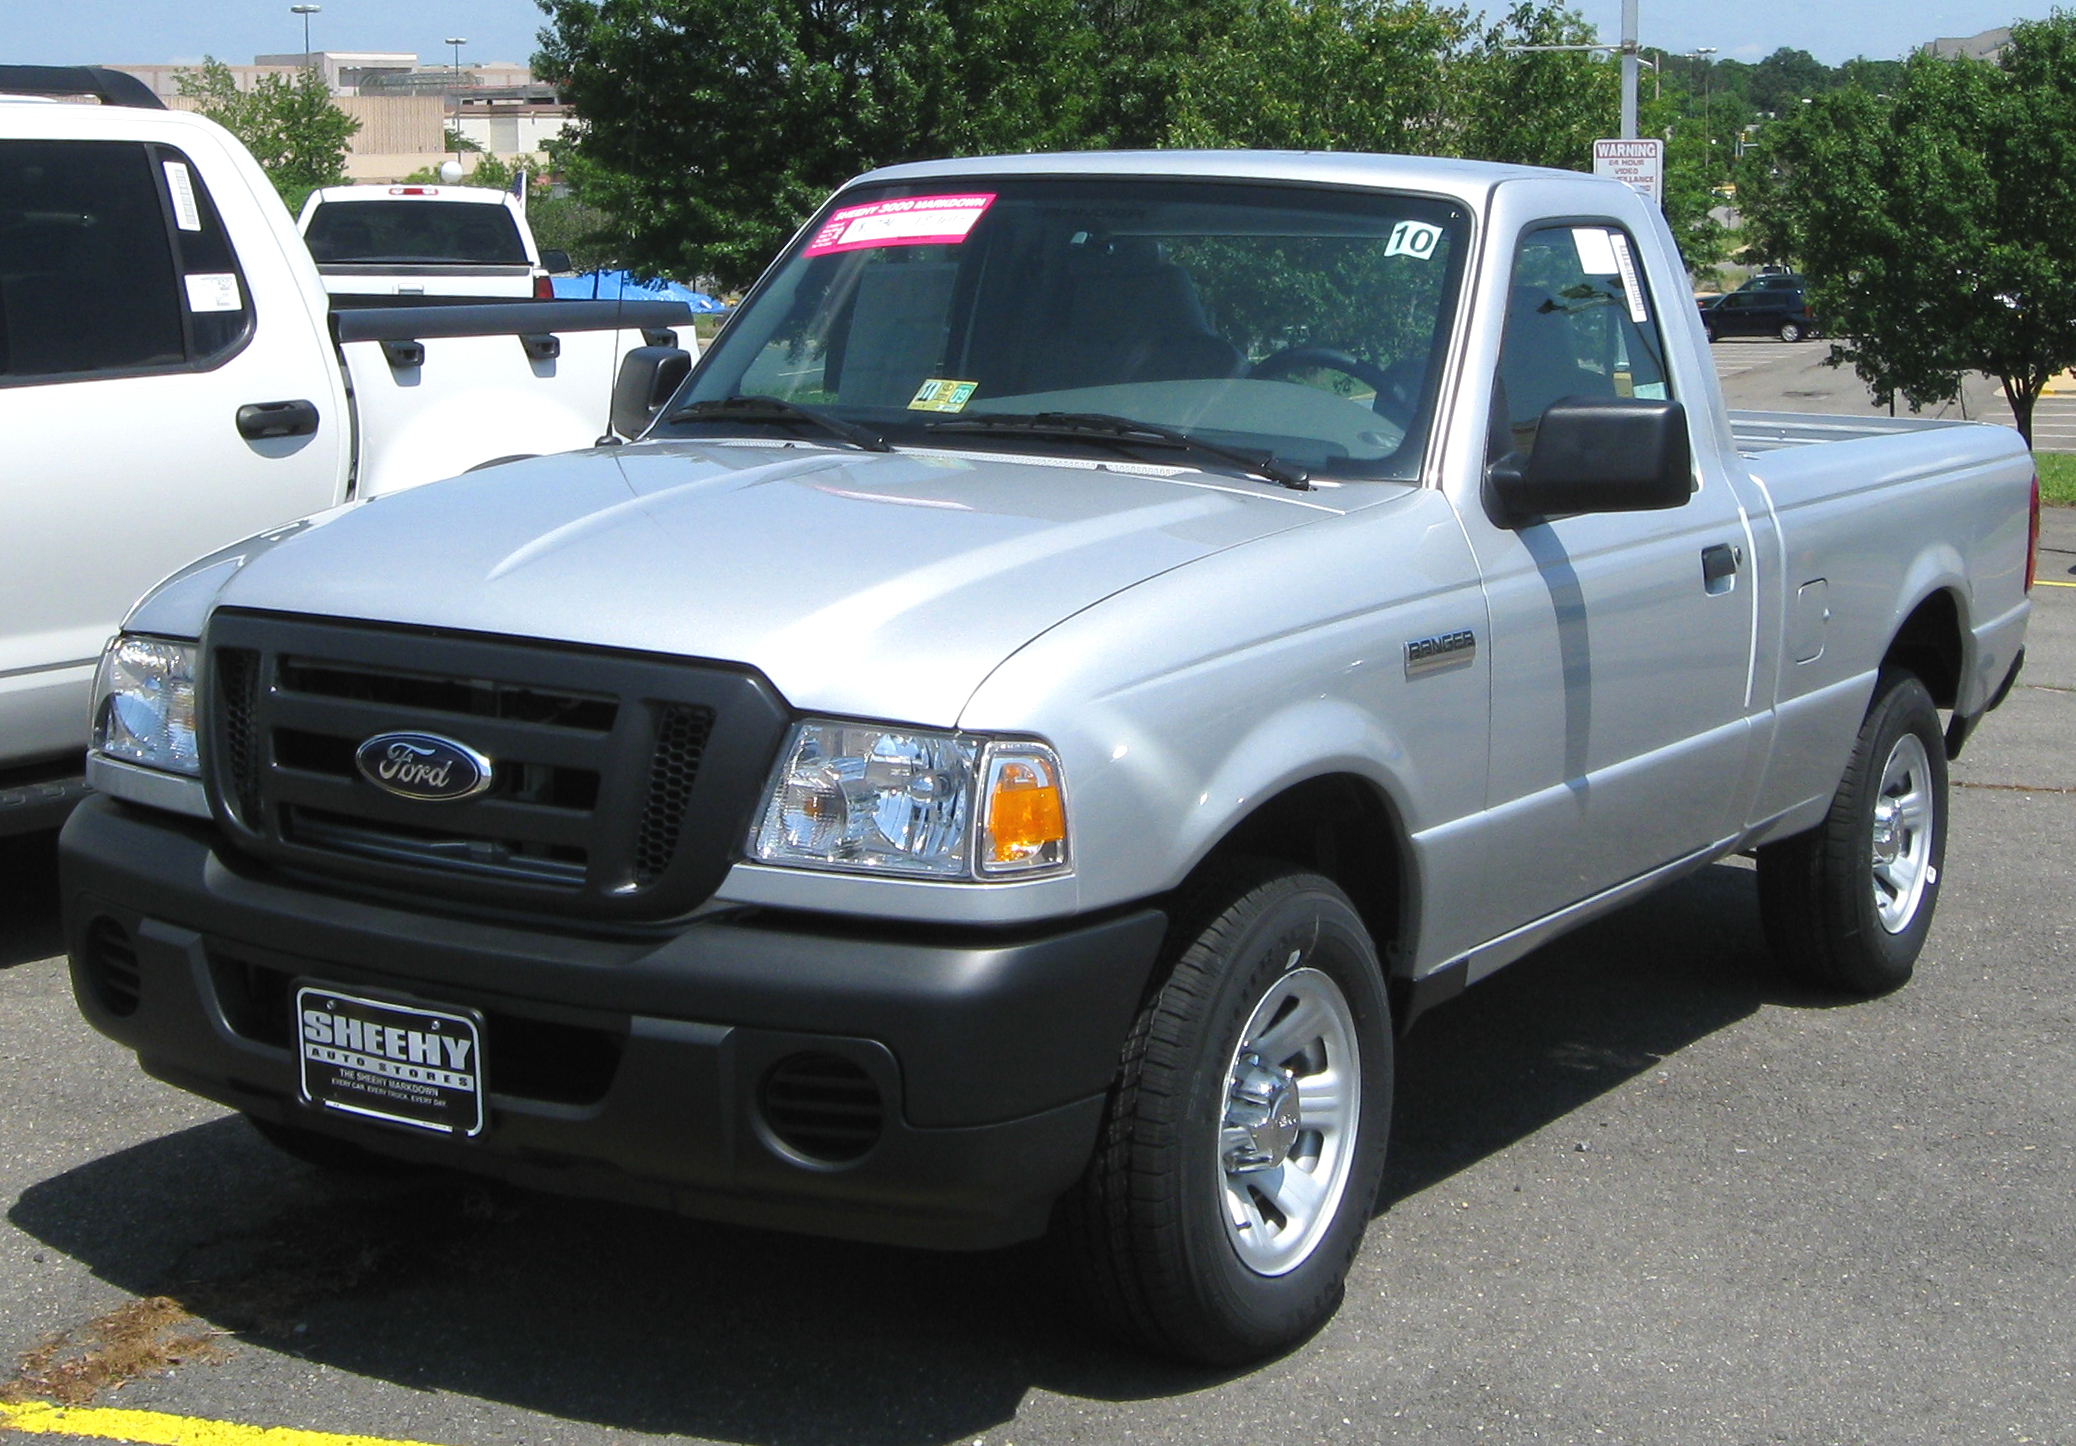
{"left": 1756, "top": 670, "right": 1947, "bottom": 993}
{"left": 1779, "top": 320, "right": 1805, "bottom": 342}
{"left": 246, "top": 1114, "right": 427, "bottom": 1177}
{"left": 1058, "top": 863, "right": 1393, "bottom": 1364}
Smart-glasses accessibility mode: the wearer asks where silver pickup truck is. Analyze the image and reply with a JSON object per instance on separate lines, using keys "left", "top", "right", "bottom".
{"left": 60, "top": 152, "right": 2036, "bottom": 1364}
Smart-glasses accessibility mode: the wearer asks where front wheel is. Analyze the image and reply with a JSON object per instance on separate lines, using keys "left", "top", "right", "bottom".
{"left": 1058, "top": 865, "right": 1392, "bottom": 1364}
{"left": 1779, "top": 320, "right": 1806, "bottom": 342}
{"left": 1756, "top": 670, "right": 1947, "bottom": 993}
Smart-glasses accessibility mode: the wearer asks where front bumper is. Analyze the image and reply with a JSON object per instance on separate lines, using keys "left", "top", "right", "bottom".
{"left": 60, "top": 797, "right": 1166, "bottom": 1249}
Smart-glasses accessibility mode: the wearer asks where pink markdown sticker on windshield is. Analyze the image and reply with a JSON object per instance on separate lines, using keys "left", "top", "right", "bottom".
{"left": 802, "top": 194, "right": 996, "bottom": 256}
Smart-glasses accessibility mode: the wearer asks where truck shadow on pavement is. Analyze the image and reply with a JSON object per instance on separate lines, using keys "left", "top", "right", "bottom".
{"left": 0, "top": 829, "right": 63, "bottom": 971}
{"left": 10, "top": 859, "right": 1852, "bottom": 1444}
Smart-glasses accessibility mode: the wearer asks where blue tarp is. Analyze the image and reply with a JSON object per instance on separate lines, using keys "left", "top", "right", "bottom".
{"left": 550, "top": 269, "right": 728, "bottom": 312}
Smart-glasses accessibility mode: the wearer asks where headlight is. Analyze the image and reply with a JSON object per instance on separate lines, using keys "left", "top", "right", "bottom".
{"left": 750, "top": 720, "right": 1069, "bottom": 880}
{"left": 91, "top": 635, "right": 200, "bottom": 776}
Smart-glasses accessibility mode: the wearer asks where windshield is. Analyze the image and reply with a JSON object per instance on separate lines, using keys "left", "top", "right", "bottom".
{"left": 304, "top": 200, "right": 528, "bottom": 265}
{"left": 672, "top": 176, "right": 1470, "bottom": 481}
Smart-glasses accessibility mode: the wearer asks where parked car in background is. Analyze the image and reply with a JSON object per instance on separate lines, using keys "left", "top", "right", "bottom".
{"left": 1700, "top": 285, "right": 1820, "bottom": 342}
{"left": 298, "top": 183, "right": 558, "bottom": 299}
{"left": 0, "top": 75, "right": 695, "bottom": 836}
{"left": 1736, "top": 270, "right": 1805, "bottom": 293}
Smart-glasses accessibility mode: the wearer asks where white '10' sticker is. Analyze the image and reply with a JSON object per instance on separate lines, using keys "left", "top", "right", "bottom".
{"left": 163, "top": 161, "right": 202, "bottom": 231}
{"left": 1384, "top": 220, "right": 1443, "bottom": 260}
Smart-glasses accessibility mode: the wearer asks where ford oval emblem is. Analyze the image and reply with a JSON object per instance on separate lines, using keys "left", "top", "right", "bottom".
{"left": 354, "top": 732, "right": 493, "bottom": 801}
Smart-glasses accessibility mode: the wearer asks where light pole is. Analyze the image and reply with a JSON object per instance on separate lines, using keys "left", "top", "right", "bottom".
{"left": 1503, "top": 0, "right": 1644, "bottom": 139}
{"left": 1689, "top": 47, "right": 1718, "bottom": 188}
{"left": 290, "top": 4, "right": 320, "bottom": 66}
{"left": 446, "top": 37, "right": 468, "bottom": 84}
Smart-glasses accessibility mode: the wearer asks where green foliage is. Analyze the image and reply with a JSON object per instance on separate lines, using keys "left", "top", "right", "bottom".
{"left": 1742, "top": 17, "right": 2076, "bottom": 446}
{"left": 176, "top": 58, "right": 359, "bottom": 203}
{"left": 2036, "top": 451, "right": 2076, "bottom": 499}
{"left": 534, "top": 0, "right": 1703, "bottom": 290}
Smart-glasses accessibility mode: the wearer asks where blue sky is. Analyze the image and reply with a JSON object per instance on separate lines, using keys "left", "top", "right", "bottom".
{"left": 10, "top": 0, "right": 2063, "bottom": 71}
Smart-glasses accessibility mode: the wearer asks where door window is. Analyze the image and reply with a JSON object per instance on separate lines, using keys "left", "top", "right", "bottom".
{"left": 1491, "top": 223, "right": 1671, "bottom": 461}
{"left": 0, "top": 139, "right": 251, "bottom": 384}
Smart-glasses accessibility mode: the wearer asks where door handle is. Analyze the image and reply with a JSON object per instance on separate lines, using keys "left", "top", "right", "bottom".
{"left": 236, "top": 399, "right": 320, "bottom": 440}
{"left": 1701, "top": 542, "right": 1742, "bottom": 595}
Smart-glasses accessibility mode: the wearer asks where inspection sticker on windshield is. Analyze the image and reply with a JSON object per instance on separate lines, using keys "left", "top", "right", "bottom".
{"left": 803, "top": 194, "right": 996, "bottom": 256}
{"left": 296, "top": 985, "right": 485, "bottom": 1136}
{"left": 908, "top": 378, "right": 979, "bottom": 412}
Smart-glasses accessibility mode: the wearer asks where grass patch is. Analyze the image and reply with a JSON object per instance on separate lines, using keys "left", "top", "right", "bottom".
{"left": 2036, "top": 451, "right": 2076, "bottom": 506}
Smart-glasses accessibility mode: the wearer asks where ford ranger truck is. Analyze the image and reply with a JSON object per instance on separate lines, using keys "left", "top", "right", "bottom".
{"left": 59, "top": 151, "right": 2036, "bottom": 1365}
{"left": 0, "top": 71, "right": 697, "bottom": 834}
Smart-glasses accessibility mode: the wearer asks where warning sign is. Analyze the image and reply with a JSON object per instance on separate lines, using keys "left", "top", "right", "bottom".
{"left": 1592, "top": 139, "right": 1664, "bottom": 206}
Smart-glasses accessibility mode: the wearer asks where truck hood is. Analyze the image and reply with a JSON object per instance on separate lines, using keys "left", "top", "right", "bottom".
{"left": 210, "top": 441, "right": 1359, "bottom": 725}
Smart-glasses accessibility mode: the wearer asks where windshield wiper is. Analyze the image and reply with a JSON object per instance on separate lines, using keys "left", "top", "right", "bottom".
{"left": 664, "top": 395, "right": 893, "bottom": 453}
{"left": 923, "top": 411, "right": 1310, "bottom": 491}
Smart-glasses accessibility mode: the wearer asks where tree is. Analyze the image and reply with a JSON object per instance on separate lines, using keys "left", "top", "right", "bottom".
{"left": 1748, "top": 18, "right": 2076, "bottom": 446}
{"left": 176, "top": 58, "right": 359, "bottom": 209}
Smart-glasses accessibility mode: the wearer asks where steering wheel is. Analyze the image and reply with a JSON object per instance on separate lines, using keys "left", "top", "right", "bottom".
{"left": 1249, "top": 346, "right": 1419, "bottom": 425}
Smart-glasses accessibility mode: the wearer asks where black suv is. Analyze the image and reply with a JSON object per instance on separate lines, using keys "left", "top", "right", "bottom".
{"left": 1699, "top": 286, "right": 1819, "bottom": 342}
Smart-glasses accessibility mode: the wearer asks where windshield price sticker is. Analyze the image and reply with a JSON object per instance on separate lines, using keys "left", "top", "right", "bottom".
{"left": 296, "top": 985, "right": 485, "bottom": 1136}
{"left": 162, "top": 161, "right": 202, "bottom": 231}
{"left": 803, "top": 194, "right": 996, "bottom": 257}
{"left": 908, "top": 378, "right": 979, "bottom": 412}
{"left": 1607, "top": 231, "right": 1650, "bottom": 324}
{"left": 1384, "top": 220, "right": 1444, "bottom": 260}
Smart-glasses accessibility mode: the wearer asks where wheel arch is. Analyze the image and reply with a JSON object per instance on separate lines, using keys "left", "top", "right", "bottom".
{"left": 1882, "top": 586, "right": 1967, "bottom": 710}
{"left": 1173, "top": 770, "right": 1416, "bottom": 990}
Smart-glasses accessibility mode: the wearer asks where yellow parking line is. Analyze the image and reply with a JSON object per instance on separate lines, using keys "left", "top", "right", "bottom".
{"left": 0, "top": 1401, "right": 453, "bottom": 1446}
{"left": 2036, "top": 579, "right": 2076, "bottom": 588}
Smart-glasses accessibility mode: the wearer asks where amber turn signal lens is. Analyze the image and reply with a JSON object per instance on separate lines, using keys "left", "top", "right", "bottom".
{"left": 981, "top": 748, "right": 1069, "bottom": 873}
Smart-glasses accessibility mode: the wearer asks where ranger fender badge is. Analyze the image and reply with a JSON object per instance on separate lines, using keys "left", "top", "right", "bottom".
{"left": 354, "top": 732, "right": 494, "bottom": 801}
{"left": 1404, "top": 629, "right": 1476, "bottom": 678}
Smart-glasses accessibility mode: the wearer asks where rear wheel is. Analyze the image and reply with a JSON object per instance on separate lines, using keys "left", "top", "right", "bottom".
{"left": 1756, "top": 671, "right": 1947, "bottom": 993}
{"left": 1779, "top": 319, "right": 1806, "bottom": 342}
{"left": 1059, "top": 864, "right": 1392, "bottom": 1364}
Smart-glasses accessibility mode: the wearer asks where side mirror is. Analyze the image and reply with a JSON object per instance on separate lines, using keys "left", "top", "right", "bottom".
{"left": 610, "top": 346, "right": 692, "bottom": 440}
{"left": 1486, "top": 397, "right": 1691, "bottom": 525}
{"left": 538, "top": 248, "right": 573, "bottom": 274}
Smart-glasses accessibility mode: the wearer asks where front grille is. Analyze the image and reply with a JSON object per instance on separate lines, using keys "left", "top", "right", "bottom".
{"left": 201, "top": 611, "right": 788, "bottom": 922}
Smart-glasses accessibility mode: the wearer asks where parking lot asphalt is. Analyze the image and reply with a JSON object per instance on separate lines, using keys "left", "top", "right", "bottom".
{"left": 3, "top": 450, "right": 2072, "bottom": 1444}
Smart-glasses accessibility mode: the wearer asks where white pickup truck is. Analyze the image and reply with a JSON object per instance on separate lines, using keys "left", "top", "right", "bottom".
{"left": 298, "top": 182, "right": 556, "bottom": 300}
{"left": 0, "top": 76, "right": 696, "bottom": 834}
{"left": 60, "top": 151, "right": 2035, "bottom": 1364}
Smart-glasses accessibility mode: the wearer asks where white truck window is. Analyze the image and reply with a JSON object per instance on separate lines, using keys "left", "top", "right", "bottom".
{"left": 304, "top": 200, "right": 528, "bottom": 265}
{"left": 0, "top": 140, "right": 185, "bottom": 380}
{"left": 1493, "top": 223, "right": 1672, "bottom": 460}
{"left": 150, "top": 145, "right": 253, "bottom": 366}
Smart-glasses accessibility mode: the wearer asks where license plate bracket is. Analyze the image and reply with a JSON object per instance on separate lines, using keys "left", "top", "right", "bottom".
{"left": 295, "top": 984, "right": 485, "bottom": 1137}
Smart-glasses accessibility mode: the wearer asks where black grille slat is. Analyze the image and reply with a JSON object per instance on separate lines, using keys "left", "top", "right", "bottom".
{"left": 200, "top": 612, "right": 788, "bottom": 922}
{"left": 633, "top": 705, "right": 714, "bottom": 884}
{"left": 213, "top": 647, "right": 262, "bottom": 825}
